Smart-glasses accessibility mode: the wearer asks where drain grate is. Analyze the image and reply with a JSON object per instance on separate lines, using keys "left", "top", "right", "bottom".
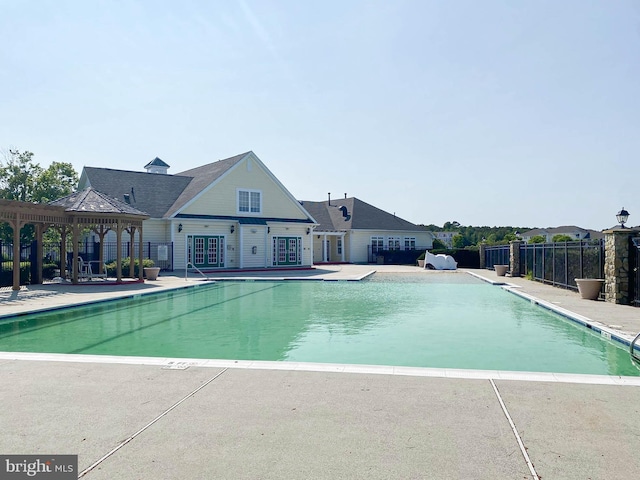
{"left": 162, "top": 361, "right": 197, "bottom": 370}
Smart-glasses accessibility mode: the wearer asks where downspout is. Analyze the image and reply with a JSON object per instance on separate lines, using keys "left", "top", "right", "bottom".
{"left": 323, "top": 233, "right": 328, "bottom": 262}
{"left": 239, "top": 225, "right": 244, "bottom": 269}
{"left": 264, "top": 225, "right": 269, "bottom": 268}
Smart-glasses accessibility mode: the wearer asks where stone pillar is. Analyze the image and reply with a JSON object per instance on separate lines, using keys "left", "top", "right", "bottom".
{"left": 478, "top": 243, "right": 486, "bottom": 269}
{"left": 509, "top": 241, "right": 522, "bottom": 277}
{"left": 604, "top": 228, "right": 639, "bottom": 305}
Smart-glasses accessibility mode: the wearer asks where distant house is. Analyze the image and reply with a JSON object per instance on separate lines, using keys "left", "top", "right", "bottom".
{"left": 78, "top": 152, "right": 317, "bottom": 270}
{"left": 434, "top": 231, "right": 457, "bottom": 248}
{"left": 300, "top": 196, "right": 433, "bottom": 263}
{"left": 520, "top": 226, "right": 604, "bottom": 243}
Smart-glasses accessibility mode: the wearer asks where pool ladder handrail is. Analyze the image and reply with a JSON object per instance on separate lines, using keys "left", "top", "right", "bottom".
{"left": 631, "top": 331, "right": 640, "bottom": 363}
{"left": 185, "top": 262, "right": 213, "bottom": 282}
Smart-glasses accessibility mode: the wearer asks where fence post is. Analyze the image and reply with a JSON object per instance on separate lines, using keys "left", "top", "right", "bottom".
{"left": 604, "top": 228, "right": 640, "bottom": 305}
{"left": 509, "top": 241, "right": 522, "bottom": 277}
{"left": 478, "top": 243, "right": 486, "bottom": 269}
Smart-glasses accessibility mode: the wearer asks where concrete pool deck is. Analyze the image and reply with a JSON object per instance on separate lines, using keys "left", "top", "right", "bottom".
{"left": 1, "top": 265, "right": 640, "bottom": 478}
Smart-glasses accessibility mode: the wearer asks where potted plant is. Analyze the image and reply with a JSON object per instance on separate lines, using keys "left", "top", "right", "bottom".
{"left": 142, "top": 259, "right": 160, "bottom": 280}
{"left": 495, "top": 265, "right": 509, "bottom": 276}
{"left": 575, "top": 278, "right": 604, "bottom": 300}
{"left": 417, "top": 252, "right": 425, "bottom": 268}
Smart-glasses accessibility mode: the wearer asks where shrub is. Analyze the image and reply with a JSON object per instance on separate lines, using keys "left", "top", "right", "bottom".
{"left": 43, "top": 263, "right": 59, "bottom": 279}
{"left": 0, "top": 262, "right": 30, "bottom": 287}
{"left": 105, "top": 257, "right": 154, "bottom": 277}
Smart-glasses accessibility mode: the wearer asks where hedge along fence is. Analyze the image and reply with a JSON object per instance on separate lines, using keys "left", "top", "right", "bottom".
{"left": 0, "top": 261, "right": 30, "bottom": 287}
{"left": 104, "top": 257, "right": 155, "bottom": 277}
{"left": 429, "top": 248, "right": 480, "bottom": 268}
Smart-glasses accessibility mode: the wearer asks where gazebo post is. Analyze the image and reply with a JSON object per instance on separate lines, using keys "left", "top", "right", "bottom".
{"left": 116, "top": 219, "right": 123, "bottom": 282}
{"left": 91, "top": 225, "right": 111, "bottom": 276}
{"left": 11, "top": 213, "right": 22, "bottom": 291}
{"left": 72, "top": 220, "right": 80, "bottom": 284}
{"left": 35, "top": 224, "right": 44, "bottom": 285}
{"left": 60, "top": 227, "right": 68, "bottom": 279}
{"left": 128, "top": 226, "right": 136, "bottom": 279}
{"left": 138, "top": 224, "right": 144, "bottom": 281}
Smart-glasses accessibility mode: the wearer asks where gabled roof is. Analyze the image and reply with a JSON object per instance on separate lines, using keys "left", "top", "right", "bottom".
{"left": 144, "top": 157, "right": 170, "bottom": 168}
{"left": 522, "top": 226, "right": 587, "bottom": 236}
{"left": 80, "top": 152, "right": 301, "bottom": 220}
{"left": 521, "top": 226, "right": 604, "bottom": 240}
{"left": 81, "top": 167, "right": 192, "bottom": 218}
{"left": 49, "top": 187, "right": 149, "bottom": 217}
{"left": 300, "top": 197, "right": 425, "bottom": 232}
{"left": 165, "top": 152, "right": 248, "bottom": 217}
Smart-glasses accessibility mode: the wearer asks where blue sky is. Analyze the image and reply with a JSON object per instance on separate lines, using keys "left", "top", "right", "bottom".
{"left": 2, "top": 0, "right": 639, "bottom": 230}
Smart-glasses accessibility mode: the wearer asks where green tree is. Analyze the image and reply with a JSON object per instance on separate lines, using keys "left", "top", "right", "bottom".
{"left": 0, "top": 149, "right": 78, "bottom": 242}
{"left": 0, "top": 150, "right": 40, "bottom": 201}
{"left": 35, "top": 161, "right": 78, "bottom": 203}
{"left": 452, "top": 234, "right": 470, "bottom": 248}
{"left": 529, "top": 235, "right": 547, "bottom": 244}
{"left": 432, "top": 238, "right": 447, "bottom": 249}
{"left": 552, "top": 234, "right": 574, "bottom": 243}
{"left": 443, "top": 220, "right": 461, "bottom": 230}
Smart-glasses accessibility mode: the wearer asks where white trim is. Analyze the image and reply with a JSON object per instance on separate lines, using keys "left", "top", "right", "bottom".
{"left": 243, "top": 152, "right": 319, "bottom": 224}
{"left": 236, "top": 188, "right": 263, "bottom": 215}
{"left": 2, "top": 352, "right": 638, "bottom": 385}
{"left": 170, "top": 152, "right": 252, "bottom": 218}
{"left": 170, "top": 152, "right": 318, "bottom": 225}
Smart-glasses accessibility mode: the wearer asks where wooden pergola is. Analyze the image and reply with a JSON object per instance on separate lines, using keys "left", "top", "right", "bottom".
{"left": 0, "top": 188, "right": 150, "bottom": 291}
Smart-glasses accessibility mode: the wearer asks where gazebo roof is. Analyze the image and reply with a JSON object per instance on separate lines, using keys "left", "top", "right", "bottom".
{"left": 1, "top": 188, "right": 150, "bottom": 289}
{"left": 50, "top": 187, "right": 149, "bottom": 218}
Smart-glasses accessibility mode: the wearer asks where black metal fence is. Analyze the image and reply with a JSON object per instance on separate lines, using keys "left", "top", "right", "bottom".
{"left": 520, "top": 240, "right": 604, "bottom": 290}
{"left": 632, "top": 237, "right": 640, "bottom": 307}
{"left": 1, "top": 241, "right": 173, "bottom": 287}
{"left": 368, "top": 246, "right": 430, "bottom": 265}
{"left": 484, "top": 245, "right": 510, "bottom": 269}
{"left": 368, "top": 246, "right": 480, "bottom": 268}
{"left": 483, "top": 240, "right": 605, "bottom": 292}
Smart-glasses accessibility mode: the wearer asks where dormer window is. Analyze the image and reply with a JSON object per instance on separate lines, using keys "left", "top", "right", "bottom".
{"left": 238, "top": 189, "right": 261, "bottom": 214}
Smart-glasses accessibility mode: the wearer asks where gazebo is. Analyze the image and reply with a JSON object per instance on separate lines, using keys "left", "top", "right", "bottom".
{"left": 0, "top": 187, "right": 150, "bottom": 291}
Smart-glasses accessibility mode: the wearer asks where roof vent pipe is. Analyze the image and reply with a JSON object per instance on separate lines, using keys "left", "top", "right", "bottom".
{"left": 344, "top": 193, "right": 347, "bottom": 199}
{"left": 328, "top": 192, "right": 331, "bottom": 206}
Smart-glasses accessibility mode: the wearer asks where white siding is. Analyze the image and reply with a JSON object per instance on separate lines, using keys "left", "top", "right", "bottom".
{"left": 180, "top": 155, "right": 309, "bottom": 220}
{"left": 348, "top": 231, "right": 373, "bottom": 263}
{"left": 240, "top": 225, "right": 267, "bottom": 268}
{"left": 173, "top": 220, "right": 236, "bottom": 270}
{"left": 345, "top": 230, "right": 433, "bottom": 263}
{"left": 267, "top": 224, "right": 313, "bottom": 266}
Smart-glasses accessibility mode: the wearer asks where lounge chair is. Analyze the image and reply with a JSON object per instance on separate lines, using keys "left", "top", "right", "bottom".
{"left": 77, "top": 257, "right": 108, "bottom": 280}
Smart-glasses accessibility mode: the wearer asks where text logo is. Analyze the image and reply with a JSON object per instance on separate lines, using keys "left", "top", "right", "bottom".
{"left": 0, "top": 456, "right": 77, "bottom": 480}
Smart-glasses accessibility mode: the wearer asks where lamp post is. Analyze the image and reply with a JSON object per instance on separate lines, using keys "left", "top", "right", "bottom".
{"left": 616, "top": 208, "right": 630, "bottom": 228}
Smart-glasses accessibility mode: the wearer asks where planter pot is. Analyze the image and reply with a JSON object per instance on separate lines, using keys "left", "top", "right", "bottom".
{"left": 144, "top": 267, "right": 160, "bottom": 280}
{"left": 495, "top": 265, "right": 509, "bottom": 276}
{"left": 418, "top": 259, "right": 425, "bottom": 268}
{"left": 575, "top": 278, "right": 604, "bottom": 300}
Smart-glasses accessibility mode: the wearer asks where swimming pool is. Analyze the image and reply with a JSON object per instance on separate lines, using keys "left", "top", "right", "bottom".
{"left": 1, "top": 274, "right": 638, "bottom": 376}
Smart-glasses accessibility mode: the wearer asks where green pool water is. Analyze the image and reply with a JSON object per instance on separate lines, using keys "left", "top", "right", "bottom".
{"left": 1, "top": 274, "right": 638, "bottom": 376}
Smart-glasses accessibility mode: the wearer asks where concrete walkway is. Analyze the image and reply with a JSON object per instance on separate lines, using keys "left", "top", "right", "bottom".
{"left": 1, "top": 265, "right": 640, "bottom": 479}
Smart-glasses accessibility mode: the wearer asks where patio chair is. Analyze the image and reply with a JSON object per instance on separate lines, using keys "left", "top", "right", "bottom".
{"left": 77, "top": 257, "right": 92, "bottom": 280}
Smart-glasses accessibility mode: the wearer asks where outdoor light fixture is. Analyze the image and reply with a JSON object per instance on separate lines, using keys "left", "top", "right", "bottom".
{"left": 178, "top": 223, "right": 183, "bottom": 233}
{"left": 616, "top": 207, "right": 630, "bottom": 228}
{"left": 306, "top": 227, "right": 311, "bottom": 235}
{"left": 230, "top": 225, "right": 235, "bottom": 234}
